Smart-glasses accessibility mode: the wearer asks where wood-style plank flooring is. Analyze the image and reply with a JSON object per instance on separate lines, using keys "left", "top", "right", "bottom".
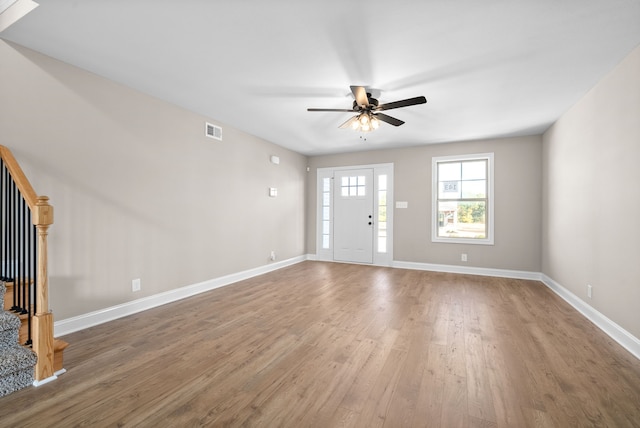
{"left": 1, "top": 261, "right": 639, "bottom": 427}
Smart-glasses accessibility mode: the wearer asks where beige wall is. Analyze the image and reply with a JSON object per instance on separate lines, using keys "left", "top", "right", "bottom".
{"left": 0, "top": 41, "right": 307, "bottom": 320}
{"left": 307, "top": 135, "right": 543, "bottom": 272}
{"left": 542, "top": 45, "right": 640, "bottom": 339}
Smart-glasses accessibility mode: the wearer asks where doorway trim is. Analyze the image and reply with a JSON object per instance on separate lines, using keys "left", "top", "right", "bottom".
{"left": 316, "top": 163, "right": 394, "bottom": 266}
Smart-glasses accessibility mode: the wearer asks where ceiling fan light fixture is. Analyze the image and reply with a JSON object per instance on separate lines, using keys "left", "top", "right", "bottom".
{"left": 348, "top": 112, "right": 377, "bottom": 133}
{"left": 308, "top": 85, "right": 426, "bottom": 134}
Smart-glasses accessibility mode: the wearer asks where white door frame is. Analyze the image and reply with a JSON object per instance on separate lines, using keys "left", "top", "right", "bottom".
{"left": 316, "top": 163, "right": 394, "bottom": 266}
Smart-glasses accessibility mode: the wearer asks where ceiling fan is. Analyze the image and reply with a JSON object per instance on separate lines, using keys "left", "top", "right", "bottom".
{"left": 307, "top": 85, "right": 427, "bottom": 132}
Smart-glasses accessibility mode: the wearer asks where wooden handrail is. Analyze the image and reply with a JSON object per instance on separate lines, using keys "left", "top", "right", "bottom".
{"left": 0, "top": 145, "right": 38, "bottom": 210}
{"left": 0, "top": 145, "right": 56, "bottom": 382}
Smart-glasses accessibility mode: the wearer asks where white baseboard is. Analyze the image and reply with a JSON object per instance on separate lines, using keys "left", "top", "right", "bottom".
{"left": 540, "top": 274, "right": 640, "bottom": 360}
{"left": 33, "top": 374, "right": 58, "bottom": 387}
{"left": 392, "top": 260, "right": 541, "bottom": 280}
{"left": 392, "top": 260, "right": 639, "bottom": 360}
{"left": 54, "top": 255, "right": 307, "bottom": 337}
{"left": 54, "top": 255, "right": 640, "bottom": 362}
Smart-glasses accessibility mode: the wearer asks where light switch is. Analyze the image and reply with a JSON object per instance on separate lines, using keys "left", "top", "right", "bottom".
{"left": 396, "top": 201, "right": 408, "bottom": 209}
{"left": 269, "top": 187, "right": 278, "bottom": 197}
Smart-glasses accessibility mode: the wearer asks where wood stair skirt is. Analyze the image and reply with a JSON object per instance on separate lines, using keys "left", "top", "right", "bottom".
{"left": 2, "top": 281, "right": 68, "bottom": 375}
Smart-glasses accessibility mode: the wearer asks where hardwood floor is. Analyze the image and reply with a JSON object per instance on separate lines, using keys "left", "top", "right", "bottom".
{"left": 1, "top": 261, "right": 639, "bottom": 427}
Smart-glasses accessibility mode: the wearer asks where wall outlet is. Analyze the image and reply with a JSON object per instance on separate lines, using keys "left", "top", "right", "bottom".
{"left": 132, "top": 278, "right": 141, "bottom": 292}
{"left": 461, "top": 253, "right": 468, "bottom": 262}
{"left": 587, "top": 284, "right": 592, "bottom": 299}
{"left": 270, "top": 251, "right": 276, "bottom": 261}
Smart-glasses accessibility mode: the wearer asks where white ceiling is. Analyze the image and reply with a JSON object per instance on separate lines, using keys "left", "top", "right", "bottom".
{"left": 2, "top": 1, "right": 640, "bottom": 155}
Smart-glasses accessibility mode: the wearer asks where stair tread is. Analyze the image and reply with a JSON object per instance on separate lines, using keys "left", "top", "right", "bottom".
{"left": 0, "top": 345, "right": 37, "bottom": 376}
{"left": 54, "top": 338, "right": 69, "bottom": 352}
{"left": 0, "top": 311, "right": 21, "bottom": 332}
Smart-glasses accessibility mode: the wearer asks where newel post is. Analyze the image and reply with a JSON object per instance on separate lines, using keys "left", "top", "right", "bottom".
{"left": 32, "top": 196, "right": 55, "bottom": 382}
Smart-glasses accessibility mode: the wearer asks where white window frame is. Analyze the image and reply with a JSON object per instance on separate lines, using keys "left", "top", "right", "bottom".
{"left": 432, "top": 153, "right": 494, "bottom": 245}
{"left": 316, "top": 163, "right": 394, "bottom": 266}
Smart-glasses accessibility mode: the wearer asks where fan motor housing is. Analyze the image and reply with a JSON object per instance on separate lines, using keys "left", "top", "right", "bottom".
{"left": 353, "top": 94, "right": 379, "bottom": 110}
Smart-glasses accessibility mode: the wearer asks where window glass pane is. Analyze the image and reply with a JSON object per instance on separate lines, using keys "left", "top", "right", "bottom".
{"left": 462, "top": 161, "right": 486, "bottom": 180}
{"left": 439, "top": 180, "right": 461, "bottom": 199}
{"left": 379, "top": 174, "right": 387, "bottom": 191}
{"left": 323, "top": 206, "right": 330, "bottom": 220}
{"left": 322, "top": 235, "right": 330, "bottom": 249}
{"left": 323, "top": 192, "right": 330, "bottom": 206}
{"left": 357, "top": 186, "right": 365, "bottom": 196}
{"left": 379, "top": 190, "right": 387, "bottom": 206}
{"left": 349, "top": 186, "right": 357, "bottom": 196}
{"left": 378, "top": 237, "right": 387, "bottom": 253}
{"left": 437, "top": 201, "right": 486, "bottom": 239}
{"left": 378, "top": 205, "right": 387, "bottom": 222}
{"left": 439, "top": 162, "right": 461, "bottom": 181}
{"left": 323, "top": 220, "right": 330, "bottom": 234}
{"left": 342, "top": 176, "right": 349, "bottom": 186}
{"left": 349, "top": 176, "right": 357, "bottom": 186}
{"left": 341, "top": 187, "right": 349, "bottom": 197}
{"left": 461, "top": 180, "right": 486, "bottom": 198}
{"left": 358, "top": 176, "right": 365, "bottom": 186}
{"left": 323, "top": 177, "right": 331, "bottom": 192}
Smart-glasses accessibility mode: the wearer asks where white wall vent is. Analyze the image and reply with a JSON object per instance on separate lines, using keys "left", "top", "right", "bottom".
{"left": 205, "top": 122, "right": 222, "bottom": 140}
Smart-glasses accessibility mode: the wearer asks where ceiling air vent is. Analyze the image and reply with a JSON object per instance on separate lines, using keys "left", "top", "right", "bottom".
{"left": 205, "top": 122, "right": 222, "bottom": 141}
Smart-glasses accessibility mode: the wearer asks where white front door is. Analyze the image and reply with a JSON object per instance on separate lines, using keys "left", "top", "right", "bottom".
{"left": 333, "top": 168, "right": 374, "bottom": 263}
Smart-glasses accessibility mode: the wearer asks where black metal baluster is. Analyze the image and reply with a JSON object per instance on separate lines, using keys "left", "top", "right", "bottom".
{"left": 1, "top": 159, "right": 4, "bottom": 282}
{"left": 26, "top": 207, "right": 33, "bottom": 346}
{"left": 2, "top": 164, "right": 7, "bottom": 282}
{"left": 20, "top": 197, "right": 27, "bottom": 316}
{"left": 10, "top": 178, "right": 17, "bottom": 311}
{"left": 33, "top": 221, "right": 37, "bottom": 318}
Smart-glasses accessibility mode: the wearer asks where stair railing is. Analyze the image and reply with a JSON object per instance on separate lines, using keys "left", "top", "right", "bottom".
{"left": 0, "top": 145, "right": 55, "bottom": 382}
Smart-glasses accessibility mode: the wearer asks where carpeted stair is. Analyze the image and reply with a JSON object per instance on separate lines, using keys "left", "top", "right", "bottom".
{"left": 0, "top": 282, "right": 37, "bottom": 397}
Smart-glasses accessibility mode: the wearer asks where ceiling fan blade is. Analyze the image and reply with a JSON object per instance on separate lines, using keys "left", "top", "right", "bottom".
{"left": 339, "top": 116, "right": 359, "bottom": 129}
{"left": 350, "top": 86, "right": 370, "bottom": 108}
{"left": 376, "top": 96, "right": 426, "bottom": 111}
{"left": 307, "top": 108, "right": 356, "bottom": 112}
{"left": 374, "top": 113, "right": 405, "bottom": 126}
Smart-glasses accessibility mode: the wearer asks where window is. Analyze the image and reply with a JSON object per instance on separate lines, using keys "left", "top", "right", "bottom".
{"left": 377, "top": 174, "right": 388, "bottom": 253}
{"left": 432, "top": 153, "right": 494, "bottom": 245}
{"left": 341, "top": 175, "right": 366, "bottom": 197}
{"left": 321, "top": 177, "right": 331, "bottom": 249}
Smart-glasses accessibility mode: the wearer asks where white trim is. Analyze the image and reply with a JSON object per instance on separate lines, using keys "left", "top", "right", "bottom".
{"left": 540, "top": 274, "right": 640, "bottom": 360}
{"left": 392, "top": 260, "right": 541, "bottom": 280}
{"left": 54, "top": 255, "right": 307, "bottom": 337}
{"left": 33, "top": 373, "right": 58, "bottom": 387}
